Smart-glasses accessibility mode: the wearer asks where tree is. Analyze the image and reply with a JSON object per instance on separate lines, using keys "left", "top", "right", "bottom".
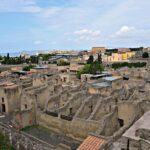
{"left": 142, "top": 52, "right": 149, "bottom": 58}
{"left": 0, "top": 55, "right": 2, "bottom": 60}
{"left": 77, "top": 64, "right": 90, "bottom": 79}
{"left": 97, "top": 53, "right": 102, "bottom": 64}
{"left": 38, "top": 54, "right": 55, "bottom": 61}
{"left": 4, "top": 53, "right": 10, "bottom": 64}
{"left": 57, "top": 59, "right": 70, "bottom": 66}
{"left": 87, "top": 55, "right": 94, "bottom": 64}
{"left": 30, "top": 56, "right": 38, "bottom": 64}
{"left": 89, "top": 61, "right": 104, "bottom": 74}
{"left": 23, "top": 65, "right": 36, "bottom": 71}
{"left": 77, "top": 61, "right": 104, "bottom": 78}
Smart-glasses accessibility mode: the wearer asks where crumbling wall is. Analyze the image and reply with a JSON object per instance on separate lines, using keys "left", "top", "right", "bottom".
{"left": 5, "top": 86, "right": 21, "bottom": 113}
{"left": 118, "top": 102, "right": 138, "bottom": 125}
{"left": 0, "top": 123, "right": 54, "bottom": 150}
{"left": 37, "top": 113, "right": 101, "bottom": 139}
{"left": 100, "top": 107, "right": 119, "bottom": 136}
{"left": 32, "top": 76, "right": 47, "bottom": 87}
{"left": 13, "top": 110, "right": 35, "bottom": 129}
{"left": 140, "top": 139, "right": 150, "bottom": 150}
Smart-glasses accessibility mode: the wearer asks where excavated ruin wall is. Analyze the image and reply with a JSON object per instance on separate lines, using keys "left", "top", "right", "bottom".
{"left": 0, "top": 123, "right": 54, "bottom": 150}
{"left": 37, "top": 112, "right": 101, "bottom": 139}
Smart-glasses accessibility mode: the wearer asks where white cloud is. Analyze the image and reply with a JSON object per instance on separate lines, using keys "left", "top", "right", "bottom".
{"left": 23, "top": 5, "right": 42, "bottom": 13}
{"left": 74, "top": 29, "right": 101, "bottom": 37}
{"left": 0, "top": 0, "right": 150, "bottom": 50}
{"left": 34, "top": 40, "right": 43, "bottom": 45}
{"left": 0, "top": 0, "right": 42, "bottom": 13}
{"left": 39, "top": 7, "right": 61, "bottom": 18}
{"left": 116, "top": 26, "right": 135, "bottom": 36}
{"left": 72, "top": 29, "right": 101, "bottom": 42}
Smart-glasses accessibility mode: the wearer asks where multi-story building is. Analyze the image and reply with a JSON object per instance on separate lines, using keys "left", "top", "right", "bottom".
{"left": 102, "top": 52, "right": 136, "bottom": 63}
{"left": 91, "top": 47, "right": 106, "bottom": 54}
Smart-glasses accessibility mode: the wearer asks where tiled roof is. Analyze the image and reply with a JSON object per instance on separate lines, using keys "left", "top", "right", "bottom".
{"left": 77, "top": 135, "right": 106, "bottom": 150}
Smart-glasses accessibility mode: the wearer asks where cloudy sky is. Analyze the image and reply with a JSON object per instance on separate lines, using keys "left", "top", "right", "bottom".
{"left": 0, "top": 0, "right": 150, "bottom": 52}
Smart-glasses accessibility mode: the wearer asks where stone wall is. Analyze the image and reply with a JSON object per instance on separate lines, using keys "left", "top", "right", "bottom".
{"left": 13, "top": 110, "right": 35, "bottom": 129}
{"left": 118, "top": 102, "right": 138, "bottom": 125}
{"left": 0, "top": 123, "right": 54, "bottom": 150}
{"left": 37, "top": 112, "right": 101, "bottom": 139}
{"left": 100, "top": 107, "right": 119, "bottom": 136}
{"left": 140, "top": 139, "right": 150, "bottom": 150}
{"left": 0, "top": 86, "right": 21, "bottom": 114}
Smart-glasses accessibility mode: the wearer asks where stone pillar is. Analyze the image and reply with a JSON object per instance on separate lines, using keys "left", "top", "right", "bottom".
{"left": 24, "top": 138, "right": 28, "bottom": 150}
{"left": 58, "top": 113, "right": 61, "bottom": 119}
{"left": 9, "top": 132, "right": 12, "bottom": 145}
{"left": 17, "top": 140, "right": 20, "bottom": 150}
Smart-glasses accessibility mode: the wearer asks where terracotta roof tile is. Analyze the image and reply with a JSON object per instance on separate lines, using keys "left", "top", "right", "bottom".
{"left": 77, "top": 135, "right": 106, "bottom": 150}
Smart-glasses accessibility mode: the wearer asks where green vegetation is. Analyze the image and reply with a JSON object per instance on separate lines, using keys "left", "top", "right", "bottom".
{"left": 29, "top": 55, "right": 38, "bottom": 64}
{"left": 0, "top": 132, "right": 15, "bottom": 150}
{"left": 87, "top": 55, "right": 94, "bottom": 64}
{"left": 49, "top": 61, "right": 57, "bottom": 64}
{"left": 0, "top": 55, "right": 3, "bottom": 60}
{"left": 97, "top": 53, "right": 102, "bottom": 64}
{"left": 77, "top": 61, "right": 104, "bottom": 78}
{"left": 57, "top": 60, "right": 70, "bottom": 66}
{"left": 23, "top": 65, "right": 36, "bottom": 71}
{"left": 78, "top": 62, "right": 86, "bottom": 65}
{"left": 2, "top": 53, "right": 26, "bottom": 65}
{"left": 112, "top": 62, "right": 147, "bottom": 69}
{"left": 20, "top": 125, "right": 39, "bottom": 132}
{"left": 0, "top": 53, "right": 53, "bottom": 65}
{"left": 38, "top": 54, "right": 55, "bottom": 61}
{"left": 142, "top": 52, "right": 149, "bottom": 58}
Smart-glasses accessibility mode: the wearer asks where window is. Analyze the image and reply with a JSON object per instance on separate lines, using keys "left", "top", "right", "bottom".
{"left": 25, "top": 104, "right": 27, "bottom": 109}
{"left": 127, "top": 139, "right": 130, "bottom": 150}
{"left": 118, "top": 119, "right": 124, "bottom": 127}
{"left": 2, "top": 98, "right": 4, "bottom": 103}
{"left": 109, "top": 105, "right": 111, "bottom": 112}
{"left": 64, "top": 77, "right": 67, "bottom": 82}
{"left": 69, "top": 108, "right": 73, "bottom": 115}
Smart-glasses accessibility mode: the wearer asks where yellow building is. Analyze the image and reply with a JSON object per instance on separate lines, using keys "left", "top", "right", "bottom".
{"left": 121, "top": 53, "right": 127, "bottom": 60}
{"left": 121, "top": 52, "right": 135, "bottom": 60}
{"left": 126, "top": 52, "right": 136, "bottom": 58}
{"left": 103, "top": 52, "right": 135, "bottom": 62}
{"left": 103, "top": 53, "right": 122, "bottom": 62}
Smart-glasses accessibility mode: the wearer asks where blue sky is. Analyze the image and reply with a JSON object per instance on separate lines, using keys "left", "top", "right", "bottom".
{"left": 0, "top": 0, "right": 150, "bottom": 52}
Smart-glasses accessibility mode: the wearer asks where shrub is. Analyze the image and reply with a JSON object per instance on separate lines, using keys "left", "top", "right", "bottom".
{"left": 77, "top": 61, "right": 104, "bottom": 79}
{"left": 142, "top": 52, "right": 149, "bottom": 58}
{"left": 57, "top": 60, "right": 70, "bottom": 66}
{"left": 112, "top": 62, "right": 147, "bottom": 69}
{"left": 23, "top": 65, "right": 36, "bottom": 71}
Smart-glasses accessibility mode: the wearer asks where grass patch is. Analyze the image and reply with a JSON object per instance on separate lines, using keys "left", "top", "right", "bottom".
{"left": 20, "top": 124, "right": 39, "bottom": 132}
{"left": 0, "top": 146, "right": 15, "bottom": 150}
{"left": 0, "top": 132, "right": 15, "bottom": 150}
